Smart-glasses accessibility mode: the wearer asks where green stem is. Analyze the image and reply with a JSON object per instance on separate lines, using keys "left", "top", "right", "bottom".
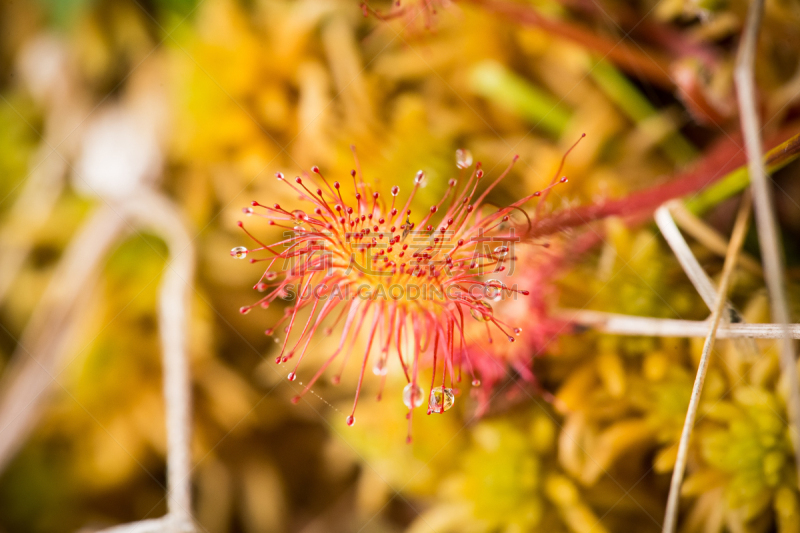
{"left": 685, "top": 133, "right": 800, "bottom": 214}
{"left": 469, "top": 60, "right": 572, "bottom": 137}
{"left": 589, "top": 58, "right": 697, "bottom": 165}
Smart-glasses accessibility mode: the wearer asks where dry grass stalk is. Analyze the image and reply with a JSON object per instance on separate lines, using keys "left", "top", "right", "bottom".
{"left": 734, "top": 0, "right": 800, "bottom": 491}
{"left": 562, "top": 310, "right": 800, "bottom": 339}
{"left": 663, "top": 192, "right": 752, "bottom": 533}
{"left": 667, "top": 201, "right": 763, "bottom": 277}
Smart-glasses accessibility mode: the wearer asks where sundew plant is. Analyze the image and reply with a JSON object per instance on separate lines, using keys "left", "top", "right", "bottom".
{"left": 233, "top": 144, "right": 578, "bottom": 440}
{"left": 0, "top": 1, "right": 800, "bottom": 533}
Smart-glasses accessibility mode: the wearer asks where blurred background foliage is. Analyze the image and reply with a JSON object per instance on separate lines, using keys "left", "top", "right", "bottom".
{"left": 0, "top": 0, "right": 800, "bottom": 532}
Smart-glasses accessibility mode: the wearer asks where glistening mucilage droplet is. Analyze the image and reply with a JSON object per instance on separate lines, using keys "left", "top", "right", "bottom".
{"left": 231, "top": 246, "right": 248, "bottom": 259}
{"left": 403, "top": 383, "right": 424, "bottom": 409}
{"left": 428, "top": 387, "right": 455, "bottom": 413}
{"left": 455, "top": 148, "right": 473, "bottom": 169}
{"left": 470, "top": 301, "right": 494, "bottom": 322}
{"left": 485, "top": 279, "right": 505, "bottom": 301}
{"left": 372, "top": 357, "right": 388, "bottom": 376}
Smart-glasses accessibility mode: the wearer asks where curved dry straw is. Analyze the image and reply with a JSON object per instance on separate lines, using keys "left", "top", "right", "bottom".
{"left": 0, "top": 191, "right": 196, "bottom": 533}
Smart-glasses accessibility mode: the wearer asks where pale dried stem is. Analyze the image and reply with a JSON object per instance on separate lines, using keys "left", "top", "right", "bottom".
{"left": 654, "top": 205, "right": 731, "bottom": 314}
{"left": 0, "top": 59, "right": 89, "bottom": 305}
{"left": 0, "top": 190, "right": 196, "bottom": 532}
{"left": 120, "top": 190, "right": 195, "bottom": 529}
{"left": 0, "top": 145, "right": 67, "bottom": 304}
{"left": 667, "top": 201, "right": 763, "bottom": 277}
{"left": 663, "top": 192, "right": 752, "bottom": 533}
{"left": 90, "top": 513, "right": 192, "bottom": 533}
{"left": 90, "top": 513, "right": 193, "bottom": 533}
{"left": 89, "top": 518, "right": 168, "bottom": 533}
{"left": 734, "top": 0, "right": 800, "bottom": 487}
{"left": 561, "top": 310, "right": 800, "bottom": 339}
{"left": 0, "top": 205, "right": 126, "bottom": 471}
{"left": 656, "top": 203, "right": 760, "bottom": 359}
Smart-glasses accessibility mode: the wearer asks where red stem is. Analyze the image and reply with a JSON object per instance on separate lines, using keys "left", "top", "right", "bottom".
{"left": 466, "top": 0, "right": 675, "bottom": 88}
{"left": 528, "top": 128, "right": 798, "bottom": 238}
{"left": 557, "top": 0, "right": 720, "bottom": 69}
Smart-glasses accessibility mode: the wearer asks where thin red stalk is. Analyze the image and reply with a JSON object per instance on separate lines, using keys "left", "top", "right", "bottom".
{"left": 527, "top": 129, "right": 797, "bottom": 239}
{"left": 467, "top": 0, "right": 674, "bottom": 88}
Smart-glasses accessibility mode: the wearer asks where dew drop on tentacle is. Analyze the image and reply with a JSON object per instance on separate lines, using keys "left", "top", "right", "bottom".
{"left": 265, "top": 272, "right": 277, "bottom": 281}
{"left": 287, "top": 372, "right": 297, "bottom": 381}
{"left": 455, "top": 148, "right": 473, "bottom": 169}
{"left": 239, "top": 306, "right": 251, "bottom": 315}
{"left": 346, "top": 415, "right": 355, "bottom": 426}
{"left": 472, "top": 379, "right": 481, "bottom": 387}
{"left": 242, "top": 207, "right": 254, "bottom": 215}
{"left": 514, "top": 327, "right": 522, "bottom": 336}
{"left": 414, "top": 170, "right": 425, "bottom": 185}
{"left": 493, "top": 245, "right": 509, "bottom": 258}
{"left": 428, "top": 387, "right": 455, "bottom": 413}
{"left": 372, "top": 357, "right": 388, "bottom": 376}
{"left": 403, "top": 383, "right": 425, "bottom": 409}
{"left": 231, "top": 246, "right": 248, "bottom": 259}
{"left": 484, "top": 279, "right": 505, "bottom": 301}
{"left": 470, "top": 301, "right": 494, "bottom": 322}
